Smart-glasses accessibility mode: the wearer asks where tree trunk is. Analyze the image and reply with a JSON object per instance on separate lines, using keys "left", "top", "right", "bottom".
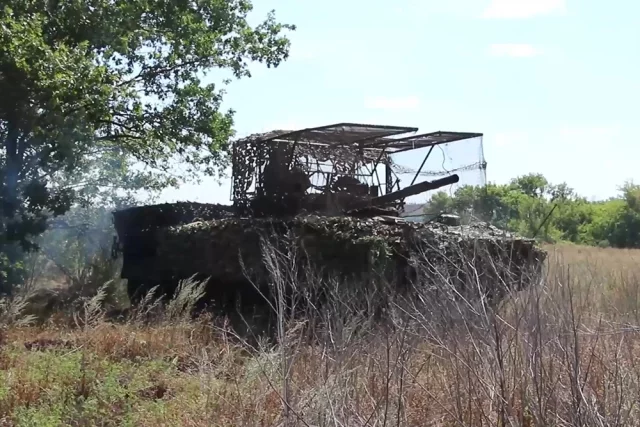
{"left": 2, "top": 124, "right": 21, "bottom": 218}
{"left": 1, "top": 123, "right": 24, "bottom": 296}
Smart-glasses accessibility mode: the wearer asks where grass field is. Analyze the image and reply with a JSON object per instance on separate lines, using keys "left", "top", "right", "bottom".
{"left": 2, "top": 244, "right": 640, "bottom": 426}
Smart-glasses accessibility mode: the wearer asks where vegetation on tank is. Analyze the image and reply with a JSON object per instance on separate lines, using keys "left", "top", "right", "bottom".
{"left": 154, "top": 216, "right": 402, "bottom": 278}
{"left": 115, "top": 213, "right": 544, "bottom": 315}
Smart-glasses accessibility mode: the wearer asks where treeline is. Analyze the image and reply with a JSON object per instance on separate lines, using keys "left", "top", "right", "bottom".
{"left": 424, "top": 173, "right": 640, "bottom": 248}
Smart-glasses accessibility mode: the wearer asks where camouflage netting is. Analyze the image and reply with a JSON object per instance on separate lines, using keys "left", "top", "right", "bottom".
{"left": 119, "top": 214, "right": 546, "bottom": 308}
{"left": 113, "top": 202, "right": 236, "bottom": 285}
{"left": 153, "top": 216, "right": 408, "bottom": 284}
{"left": 231, "top": 133, "right": 393, "bottom": 212}
{"left": 113, "top": 202, "right": 235, "bottom": 237}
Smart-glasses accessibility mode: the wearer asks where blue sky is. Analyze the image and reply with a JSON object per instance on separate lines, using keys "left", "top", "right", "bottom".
{"left": 159, "top": 0, "right": 640, "bottom": 205}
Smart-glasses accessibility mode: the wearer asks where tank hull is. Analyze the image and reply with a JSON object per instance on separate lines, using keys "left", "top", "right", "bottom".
{"left": 113, "top": 204, "right": 546, "bottom": 314}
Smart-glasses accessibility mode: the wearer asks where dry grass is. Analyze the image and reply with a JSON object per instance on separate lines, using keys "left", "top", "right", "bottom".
{"left": 1, "top": 244, "right": 640, "bottom": 426}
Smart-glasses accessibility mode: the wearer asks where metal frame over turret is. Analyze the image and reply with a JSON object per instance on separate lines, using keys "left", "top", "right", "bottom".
{"left": 230, "top": 123, "right": 484, "bottom": 218}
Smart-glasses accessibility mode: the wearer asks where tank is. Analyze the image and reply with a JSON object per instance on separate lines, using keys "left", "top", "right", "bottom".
{"left": 112, "top": 123, "right": 546, "bottom": 314}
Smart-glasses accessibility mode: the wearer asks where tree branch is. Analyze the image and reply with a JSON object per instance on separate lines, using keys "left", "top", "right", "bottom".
{"left": 119, "top": 57, "right": 205, "bottom": 87}
{"left": 96, "top": 134, "right": 144, "bottom": 141}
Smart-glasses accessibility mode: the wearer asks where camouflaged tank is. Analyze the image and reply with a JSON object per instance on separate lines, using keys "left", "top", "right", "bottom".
{"left": 112, "top": 123, "right": 547, "bottom": 312}
{"left": 112, "top": 202, "right": 546, "bottom": 312}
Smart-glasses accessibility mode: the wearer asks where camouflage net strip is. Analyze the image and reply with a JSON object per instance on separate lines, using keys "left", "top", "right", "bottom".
{"left": 112, "top": 202, "right": 235, "bottom": 237}
{"left": 140, "top": 216, "right": 545, "bottom": 288}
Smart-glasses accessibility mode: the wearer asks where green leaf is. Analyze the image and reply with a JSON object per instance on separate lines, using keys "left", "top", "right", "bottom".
{"left": 0, "top": 0, "right": 295, "bottom": 254}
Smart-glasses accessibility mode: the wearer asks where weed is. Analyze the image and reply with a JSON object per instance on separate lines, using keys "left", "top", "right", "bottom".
{"left": 0, "top": 243, "right": 639, "bottom": 425}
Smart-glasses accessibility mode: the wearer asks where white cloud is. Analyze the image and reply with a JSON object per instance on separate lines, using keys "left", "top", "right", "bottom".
{"left": 489, "top": 43, "right": 542, "bottom": 57}
{"left": 364, "top": 96, "right": 420, "bottom": 111}
{"left": 482, "top": 0, "right": 566, "bottom": 19}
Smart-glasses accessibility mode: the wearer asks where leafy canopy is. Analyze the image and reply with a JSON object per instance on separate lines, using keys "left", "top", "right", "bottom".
{"left": 425, "top": 173, "right": 640, "bottom": 249}
{"left": 0, "top": 0, "right": 295, "bottom": 252}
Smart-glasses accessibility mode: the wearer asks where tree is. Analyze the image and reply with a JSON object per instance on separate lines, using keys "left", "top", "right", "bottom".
{"left": 0, "top": 0, "right": 295, "bottom": 292}
{"left": 608, "top": 182, "right": 640, "bottom": 248}
{"left": 509, "top": 173, "right": 549, "bottom": 198}
{"left": 426, "top": 184, "right": 518, "bottom": 228}
{"left": 550, "top": 197, "right": 593, "bottom": 243}
{"left": 424, "top": 191, "right": 453, "bottom": 215}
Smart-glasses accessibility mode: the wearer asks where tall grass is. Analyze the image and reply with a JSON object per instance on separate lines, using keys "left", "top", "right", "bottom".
{"left": 1, "top": 242, "right": 640, "bottom": 426}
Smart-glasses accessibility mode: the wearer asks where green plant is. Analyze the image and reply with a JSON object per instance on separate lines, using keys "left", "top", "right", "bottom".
{"left": 0, "top": 0, "right": 296, "bottom": 293}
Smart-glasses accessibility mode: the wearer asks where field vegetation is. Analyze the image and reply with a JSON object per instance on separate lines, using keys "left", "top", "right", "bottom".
{"left": 1, "top": 241, "right": 640, "bottom": 426}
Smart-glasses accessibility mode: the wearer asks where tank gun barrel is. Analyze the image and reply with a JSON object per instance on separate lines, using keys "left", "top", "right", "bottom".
{"left": 349, "top": 174, "right": 460, "bottom": 211}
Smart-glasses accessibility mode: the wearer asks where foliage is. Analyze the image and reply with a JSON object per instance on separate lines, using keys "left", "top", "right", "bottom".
{"left": 2, "top": 244, "right": 640, "bottom": 425}
{"left": 0, "top": 0, "right": 295, "bottom": 291}
{"left": 425, "top": 172, "right": 640, "bottom": 248}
